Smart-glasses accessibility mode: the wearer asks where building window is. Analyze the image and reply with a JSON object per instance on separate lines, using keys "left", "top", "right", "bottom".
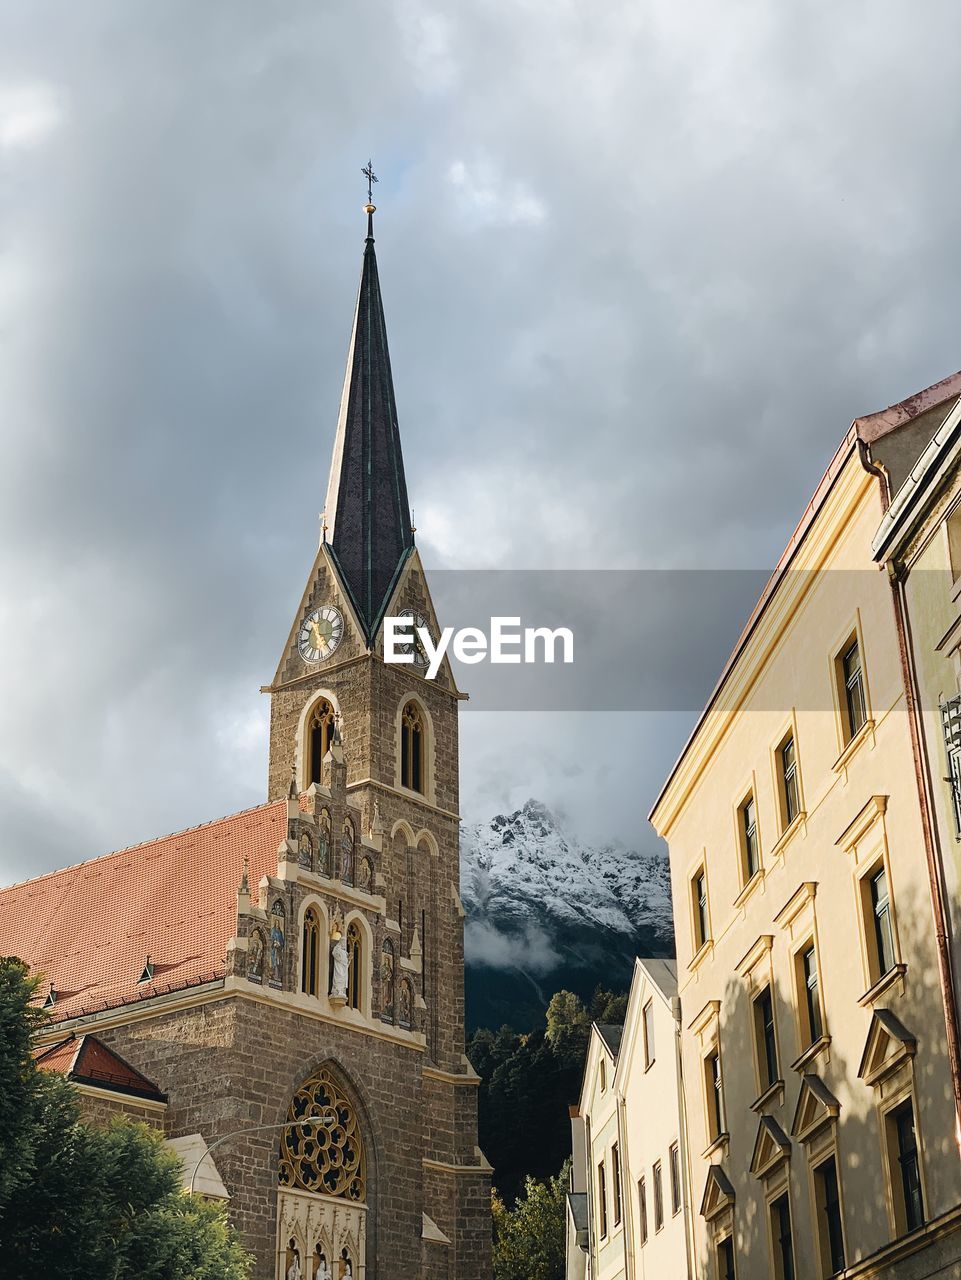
{"left": 779, "top": 734, "right": 800, "bottom": 826}
{"left": 754, "top": 985, "right": 779, "bottom": 1090}
{"left": 600, "top": 1058, "right": 606, "bottom": 1093}
{"left": 669, "top": 1142, "right": 681, "bottom": 1216}
{"left": 638, "top": 1177, "right": 648, "bottom": 1245}
{"left": 346, "top": 921, "right": 362, "bottom": 1010}
{"left": 840, "top": 638, "right": 867, "bottom": 742}
{"left": 771, "top": 1192, "right": 795, "bottom": 1280}
{"left": 301, "top": 907, "right": 320, "bottom": 996}
{"left": 643, "top": 1000, "right": 655, "bottom": 1069}
{"left": 400, "top": 701, "right": 424, "bottom": 792}
{"left": 693, "top": 867, "right": 711, "bottom": 951}
{"left": 717, "top": 1235, "right": 736, "bottom": 1280}
{"left": 797, "top": 942, "right": 824, "bottom": 1047}
{"left": 308, "top": 698, "right": 336, "bottom": 785}
{"left": 940, "top": 695, "right": 961, "bottom": 836}
{"left": 705, "top": 1048, "right": 725, "bottom": 1142}
{"left": 612, "top": 1143, "right": 622, "bottom": 1226}
{"left": 867, "top": 864, "right": 896, "bottom": 981}
{"left": 597, "top": 1161, "right": 608, "bottom": 1238}
{"left": 653, "top": 1160, "right": 664, "bottom": 1232}
{"left": 888, "top": 1099, "right": 924, "bottom": 1234}
{"left": 740, "top": 793, "right": 760, "bottom": 881}
{"left": 814, "top": 1155, "right": 845, "bottom": 1276}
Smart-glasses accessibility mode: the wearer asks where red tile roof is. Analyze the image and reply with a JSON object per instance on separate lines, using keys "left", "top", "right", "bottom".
{"left": 36, "top": 1033, "right": 167, "bottom": 1102}
{"left": 0, "top": 802, "right": 286, "bottom": 1024}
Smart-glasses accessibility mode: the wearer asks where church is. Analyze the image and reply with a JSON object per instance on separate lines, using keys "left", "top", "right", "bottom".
{"left": 0, "top": 197, "right": 493, "bottom": 1280}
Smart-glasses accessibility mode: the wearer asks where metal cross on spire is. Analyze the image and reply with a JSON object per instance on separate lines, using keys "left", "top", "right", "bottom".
{"left": 362, "top": 160, "right": 378, "bottom": 205}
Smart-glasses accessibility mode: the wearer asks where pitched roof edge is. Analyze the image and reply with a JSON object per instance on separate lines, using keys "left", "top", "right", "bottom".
{"left": 0, "top": 799, "right": 284, "bottom": 894}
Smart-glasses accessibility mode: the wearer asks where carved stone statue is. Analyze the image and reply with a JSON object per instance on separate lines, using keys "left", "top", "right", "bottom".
{"left": 314, "top": 1254, "right": 330, "bottom": 1280}
{"left": 330, "top": 933, "right": 349, "bottom": 1001}
{"left": 286, "top": 1243, "right": 302, "bottom": 1280}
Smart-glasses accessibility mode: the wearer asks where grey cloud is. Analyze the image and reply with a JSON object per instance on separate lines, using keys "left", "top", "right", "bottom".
{"left": 1, "top": 1, "right": 960, "bottom": 882}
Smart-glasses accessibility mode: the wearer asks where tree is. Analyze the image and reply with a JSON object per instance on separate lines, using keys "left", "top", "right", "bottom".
{"left": 0, "top": 956, "right": 252, "bottom": 1280}
{"left": 492, "top": 1161, "right": 569, "bottom": 1280}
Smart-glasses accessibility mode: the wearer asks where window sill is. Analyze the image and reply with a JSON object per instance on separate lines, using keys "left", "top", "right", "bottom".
{"left": 771, "top": 813, "right": 806, "bottom": 862}
{"left": 734, "top": 868, "right": 765, "bottom": 911}
{"left": 790, "top": 1034, "right": 831, "bottom": 1074}
{"left": 750, "top": 1079, "right": 785, "bottom": 1114}
{"left": 701, "top": 1132, "right": 730, "bottom": 1161}
{"left": 688, "top": 938, "right": 714, "bottom": 974}
{"left": 832, "top": 719, "right": 875, "bottom": 777}
{"left": 858, "top": 963, "right": 907, "bottom": 1008}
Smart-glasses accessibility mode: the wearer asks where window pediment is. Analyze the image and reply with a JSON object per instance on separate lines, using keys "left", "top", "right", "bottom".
{"left": 750, "top": 1115, "right": 791, "bottom": 1179}
{"left": 857, "top": 1008, "right": 917, "bottom": 1087}
{"left": 699, "top": 1164, "right": 735, "bottom": 1221}
{"left": 791, "top": 1073, "right": 840, "bottom": 1144}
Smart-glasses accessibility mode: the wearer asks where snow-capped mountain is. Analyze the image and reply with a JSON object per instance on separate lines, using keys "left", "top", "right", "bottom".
{"left": 460, "top": 799, "right": 674, "bottom": 1030}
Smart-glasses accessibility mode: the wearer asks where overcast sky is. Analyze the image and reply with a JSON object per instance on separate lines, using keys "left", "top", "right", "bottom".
{"left": 2, "top": 1, "right": 961, "bottom": 884}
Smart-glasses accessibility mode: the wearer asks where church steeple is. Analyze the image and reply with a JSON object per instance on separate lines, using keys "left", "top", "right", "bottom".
{"left": 323, "top": 183, "right": 414, "bottom": 641}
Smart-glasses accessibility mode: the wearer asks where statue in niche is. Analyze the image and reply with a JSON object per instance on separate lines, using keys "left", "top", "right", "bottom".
{"left": 247, "top": 929, "right": 265, "bottom": 984}
{"left": 340, "top": 1251, "right": 353, "bottom": 1279}
{"left": 317, "top": 812, "right": 331, "bottom": 876}
{"left": 269, "top": 901, "right": 286, "bottom": 988}
{"left": 285, "top": 1241, "right": 302, "bottom": 1280}
{"left": 381, "top": 939, "right": 395, "bottom": 1021}
{"left": 313, "top": 1250, "right": 330, "bottom": 1280}
{"left": 399, "top": 979, "right": 413, "bottom": 1028}
{"left": 358, "top": 856, "right": 373, "bottom": 893}
{"left": 340, "top": 820, "right": 354, "bottom": 885}
{"left": 330, "top": 931, "right": 349, "bottom": 1001}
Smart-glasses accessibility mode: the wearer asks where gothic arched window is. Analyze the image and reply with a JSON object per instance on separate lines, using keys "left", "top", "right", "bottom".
{"left": 302, "top": 907, "right": 320, "bottom": 997}
{"left": 401, "top": 701, "right": 424, "bottom": 793}
{"left": 308, "top": 699, "right": 336, "bottom": 786}
{"left": 346, "top": 922, "right": 362, "bottom": 1011}
{"left": 381, "top": 938, "right": 395, "bottom": 1023}
{"left": 341, "top": 817, "right": 355, "bottom": 886}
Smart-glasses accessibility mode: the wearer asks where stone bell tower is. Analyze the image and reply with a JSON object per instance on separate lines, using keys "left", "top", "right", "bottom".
{"left": 260, "top": 191, "right": 492, "bottom": 1277}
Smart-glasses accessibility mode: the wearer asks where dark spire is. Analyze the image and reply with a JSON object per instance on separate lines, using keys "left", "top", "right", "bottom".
{"left": 323, "top": 180, "right": 413, "bottom": 639}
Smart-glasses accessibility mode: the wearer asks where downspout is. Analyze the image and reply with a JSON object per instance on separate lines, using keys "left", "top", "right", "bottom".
{"left": 860, "top": 439, "right": 961, "bottom": 1147}
{"left": 673, "top": 995, "right": 697, "bottom": 1280}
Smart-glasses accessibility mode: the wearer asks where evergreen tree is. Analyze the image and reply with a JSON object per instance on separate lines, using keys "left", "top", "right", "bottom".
{"left": 0, "top": 956, "right": 252, "bottom": 1280}
{"left": 468, "top": 986, "right": 626, "bottom": 1204}
{"left": 492, "top": 1161, "right": 569, "bottom": 1280}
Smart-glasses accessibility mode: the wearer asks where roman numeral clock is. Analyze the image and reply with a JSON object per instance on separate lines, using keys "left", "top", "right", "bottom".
{"left": 298, "top": 605, "right": 344, "bottom": 663}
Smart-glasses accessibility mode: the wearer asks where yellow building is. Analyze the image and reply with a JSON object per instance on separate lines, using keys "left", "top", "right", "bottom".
{"left": 650, "top": 374, "right": 961, "bottom": 1279}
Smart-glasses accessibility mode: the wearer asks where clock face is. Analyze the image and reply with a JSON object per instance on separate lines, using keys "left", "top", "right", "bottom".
{"left": 397, "top": 608, "right": 431, "bottom": 668}
{"left": 298, "top": 605, "right": 344, "bottom": 663}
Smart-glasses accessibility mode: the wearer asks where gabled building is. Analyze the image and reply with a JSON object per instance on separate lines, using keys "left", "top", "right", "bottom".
{"left": 0, "top": 204, "right": 491, "bottom": 1280}
{"left": 567, "top": 958, "right": 691, "bottom": 1280}
{"left": 650, "top": 371, "right": 961, "bottom": 1279}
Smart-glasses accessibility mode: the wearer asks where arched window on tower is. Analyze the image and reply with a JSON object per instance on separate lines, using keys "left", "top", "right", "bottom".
{"left": 308, "top": 699, "right": 336, "bottom": 786}
{"left": 347, "top": 921, "right": 362, "bottom": 1011}
{"left": 400, "top": 701, "right": 424, "bottom": 793}
{"left": 302, "top": 907, "right": 320, "bottom": 997}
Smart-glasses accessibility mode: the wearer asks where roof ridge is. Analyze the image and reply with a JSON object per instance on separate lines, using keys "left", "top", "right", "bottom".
{"left": 1, "top": 798, "right": 285, "bottom": 893}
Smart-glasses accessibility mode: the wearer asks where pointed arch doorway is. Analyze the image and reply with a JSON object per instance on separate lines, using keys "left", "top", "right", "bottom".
{"left": 276, "top": 1066, "right": 367, "bottom": 1279}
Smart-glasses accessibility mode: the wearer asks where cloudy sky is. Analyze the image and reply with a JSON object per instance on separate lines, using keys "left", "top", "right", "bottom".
{"left": 2, "top": 1, "right": 961, "bottom": 884}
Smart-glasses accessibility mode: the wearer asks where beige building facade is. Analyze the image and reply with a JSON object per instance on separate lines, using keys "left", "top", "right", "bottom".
{"left": 651, "top": 374, "right": 961, "bottom": 1279}
{"left": 568, "top": 959, "right": 692, "bottom": 1280}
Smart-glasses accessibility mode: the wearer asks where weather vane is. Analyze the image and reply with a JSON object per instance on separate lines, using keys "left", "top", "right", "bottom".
{"left": 362, "top": 160, "right": 378, "bottom": 206}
